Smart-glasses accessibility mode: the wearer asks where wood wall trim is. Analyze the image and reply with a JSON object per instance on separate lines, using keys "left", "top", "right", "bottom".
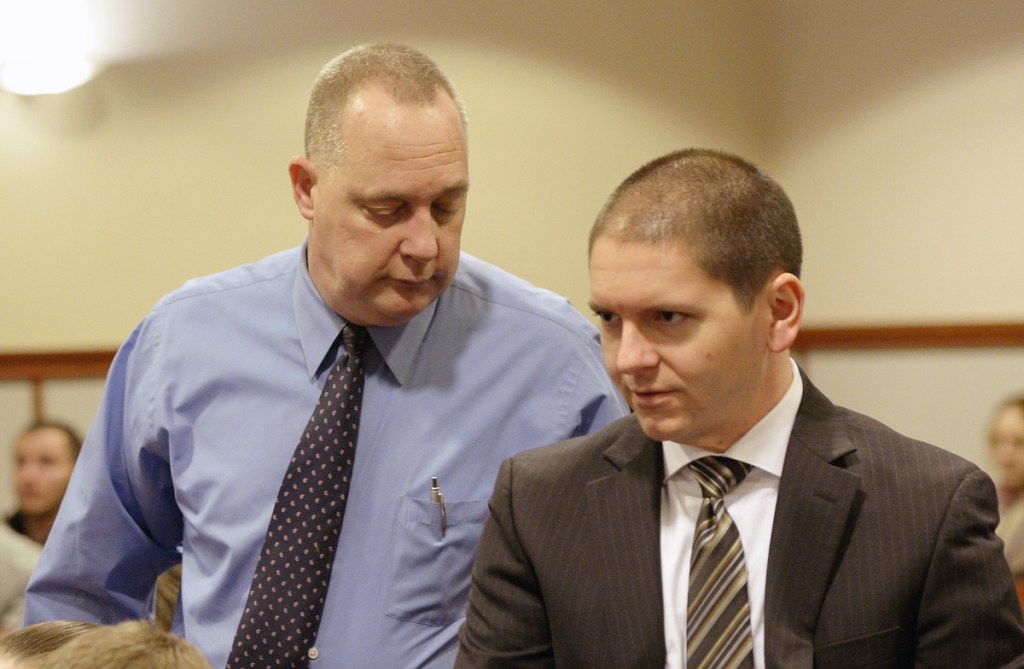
{"left": 0, "top": 350, "right": 117, "bottom": 381}
{"left": 793, "top": 323, "right": 1024, "bottom": 351}
{"left": 1, "top": 323, "right": 1023, "bottom": 382}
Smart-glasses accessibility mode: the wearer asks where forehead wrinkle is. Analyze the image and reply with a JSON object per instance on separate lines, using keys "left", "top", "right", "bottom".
{"left": 387, "top": 160, "right": 465, "bottom": 177}
{"left": 380, "top": 143, "right": 465, "bottom": 165}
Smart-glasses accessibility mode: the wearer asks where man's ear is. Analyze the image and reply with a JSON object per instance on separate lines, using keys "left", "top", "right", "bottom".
{"left": 288, "top": 157, "right": 317, "bottom": 221}
{"left": 766, "top": 272, "right": 804, "bottom": 353}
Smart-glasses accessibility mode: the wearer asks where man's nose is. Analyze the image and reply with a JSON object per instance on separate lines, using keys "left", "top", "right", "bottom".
{"left": 399, "top": 208, "right": 439, "bottom": 263}
{"left": 615, "top": 323, "right": 657, "bottom": 373}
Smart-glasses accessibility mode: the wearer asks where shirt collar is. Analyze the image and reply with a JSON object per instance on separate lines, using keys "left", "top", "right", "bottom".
{"left": 662, "top": 358, "right": 804, "bottom": 482}
{"left": 292, "top": 239, "right": 436, "bottom": 385}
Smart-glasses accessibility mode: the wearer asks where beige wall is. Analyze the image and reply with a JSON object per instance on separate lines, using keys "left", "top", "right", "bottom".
{"left": 1, "top": 2, "right": 1023, "bottom": 508}
{"left": 766, "top": 2, "right": 1024, "bottom": 481}
{"left": 769, "top": 2, "right": 1024, "bottom": 326}
{"left": 8, "top": 2, "right": 1019, "bottom": 346}
{"left": 0, "top": 0, "right": 769, "bottom": 511}
{"left": 0, "top": 1, "right": 769, "bottom": 351}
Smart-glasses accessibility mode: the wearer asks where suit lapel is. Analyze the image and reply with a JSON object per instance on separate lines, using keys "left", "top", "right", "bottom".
{"left": 585, "top": 417, "right": 666, "bottom": 666}
{"left": 580, "top": 376, "right": 863, "bottom": 666}
{"left": 764, "top": 374, "right": 862, "bottom": 668}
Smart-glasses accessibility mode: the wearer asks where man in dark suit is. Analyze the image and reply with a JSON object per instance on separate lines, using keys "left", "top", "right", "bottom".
{"left": 455, "top": 148, "right": 1024, "bottom": 668}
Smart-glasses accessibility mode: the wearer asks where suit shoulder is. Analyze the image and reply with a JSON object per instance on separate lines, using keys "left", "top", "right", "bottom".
{"left": 832, "top": 403, "right": 980, "bottom": 482}
{"left": 511, "top": 416, "right": 641, "bottom": 478}
{"left": 799, "top": 376, "right": 980, "bottom": 481}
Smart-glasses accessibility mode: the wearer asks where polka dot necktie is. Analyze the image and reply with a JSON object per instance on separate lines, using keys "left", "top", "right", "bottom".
{"left": 687, "top": 456, "right": 755, "bottom": 669}
{"left": 227, "top": 324, "right": 369, "bottom": 668}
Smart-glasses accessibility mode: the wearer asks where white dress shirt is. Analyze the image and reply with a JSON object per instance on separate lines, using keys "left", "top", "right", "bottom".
{"left": 661, "top": 359, "right": 803, "bottom": 669}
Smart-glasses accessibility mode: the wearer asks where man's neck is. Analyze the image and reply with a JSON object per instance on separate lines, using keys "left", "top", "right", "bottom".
{"left": 21, "top": 511, "right": 55, "bottom": 544}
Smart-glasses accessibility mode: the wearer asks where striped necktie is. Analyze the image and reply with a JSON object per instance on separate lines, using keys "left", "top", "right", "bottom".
{"left": 687, "top": 456, "right": 755, "bottom": 669}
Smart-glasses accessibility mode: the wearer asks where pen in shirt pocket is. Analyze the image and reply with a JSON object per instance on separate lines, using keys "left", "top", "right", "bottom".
{"left": 431, "top": 476, "right": 447, "bottom": 537}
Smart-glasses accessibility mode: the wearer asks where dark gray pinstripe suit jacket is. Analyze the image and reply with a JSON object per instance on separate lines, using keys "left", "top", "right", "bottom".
{"left": 456, "top": 373, "right": 1024, "bottom": 669}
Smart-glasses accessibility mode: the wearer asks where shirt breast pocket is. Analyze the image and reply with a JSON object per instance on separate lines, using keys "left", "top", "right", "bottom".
{"left": 385, "top": 496, "right": 490, "bottom": 627}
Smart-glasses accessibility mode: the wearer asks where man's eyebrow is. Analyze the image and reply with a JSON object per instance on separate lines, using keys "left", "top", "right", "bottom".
{"left": 438, "top": 183, "right": 470, "bottom": 197}
{"left": 354, "top": 183, "right": 469, "bottom": 203}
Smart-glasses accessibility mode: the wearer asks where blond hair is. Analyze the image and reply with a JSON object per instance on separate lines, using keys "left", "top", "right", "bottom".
{"left": 35, "top": 621, "right": 210, "bottom": 669}
{"left": 0, "top": 620, "right": 97, "bottom": 665}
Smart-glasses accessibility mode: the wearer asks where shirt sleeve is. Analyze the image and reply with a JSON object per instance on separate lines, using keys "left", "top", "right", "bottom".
{"left": 564, "top": 329, "right": 628, "bottom": 439}
{"left": 24, "top": 319, "right": 183, "bottom": 625}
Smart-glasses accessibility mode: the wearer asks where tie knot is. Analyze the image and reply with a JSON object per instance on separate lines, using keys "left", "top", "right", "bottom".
{"left": 688, "top": 457, "right": 750, "bottom": 499}
{"left": 341, "top": 324, "right": 369, "bottom": 357}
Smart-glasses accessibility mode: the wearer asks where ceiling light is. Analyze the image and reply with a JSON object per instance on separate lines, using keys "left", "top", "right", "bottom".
{"left": 1, "top": 56, "right": 99, "bottom": 96}
{"left": 0, "top": 0, "right": 102, "bottom": 95}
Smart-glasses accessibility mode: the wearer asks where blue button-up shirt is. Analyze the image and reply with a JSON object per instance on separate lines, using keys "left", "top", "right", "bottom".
{"left": 26, "top": 244, "right": 628, "bottom": 668}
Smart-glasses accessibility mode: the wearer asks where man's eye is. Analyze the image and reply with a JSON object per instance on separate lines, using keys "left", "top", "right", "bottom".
{"left": 593, "top": 310, "right": 617, "bottom": 325}
{"left": 658, "top": 311, "right": 683, "bottom": 324}
{"left": 432, "top": 199, "right": 463, "bottom": 221}
{"left": 365, "top": 205, "right": 403, "bottom": 221}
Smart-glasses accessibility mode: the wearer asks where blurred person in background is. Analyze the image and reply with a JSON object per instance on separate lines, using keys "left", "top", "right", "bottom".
{"left": 990, "top": 395, "right": 1024, "bottom": 586}
{"left": 7, "top": 422, "right": 82, "bottom": 545}
{"left": 1, "top": 422, "right": 82, "bottom": 634}
{"left": 0, "top": 525, "right": 42, "bottom": 635}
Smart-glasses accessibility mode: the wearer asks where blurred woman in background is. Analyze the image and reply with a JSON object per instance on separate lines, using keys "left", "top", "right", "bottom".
{"left": 990, "top": 394, "right": 1024, "bottom": 594}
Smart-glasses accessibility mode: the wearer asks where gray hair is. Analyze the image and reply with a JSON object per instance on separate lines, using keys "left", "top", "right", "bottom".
{"left": 304, "top": 42, "right": 467, "bottom": 167}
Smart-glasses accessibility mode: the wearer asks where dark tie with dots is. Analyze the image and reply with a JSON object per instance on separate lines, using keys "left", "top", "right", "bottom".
{"left": 226, "top": 324, "right": 369, "bottom": 669}
{"left": 687, "top": 456, "right": 755, "bottom": 669}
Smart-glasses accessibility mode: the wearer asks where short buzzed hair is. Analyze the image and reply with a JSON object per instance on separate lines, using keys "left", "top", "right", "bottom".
{"left": 589, "top": 148, "right": 802, "bottom": 309}
{"left": 304, "top": 42, "right": 467, "bottom": 168}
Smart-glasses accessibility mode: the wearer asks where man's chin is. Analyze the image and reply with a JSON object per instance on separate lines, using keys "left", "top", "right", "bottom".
{"left": 634, "top": 414, "right": 681, "bottom": 444}
{"left": 374, "top": 294, "right": 440, "bottom": 326}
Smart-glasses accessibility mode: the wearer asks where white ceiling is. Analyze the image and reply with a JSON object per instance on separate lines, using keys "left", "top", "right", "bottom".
{"left": 2, "top": 1, "right": 361, "bottom": 63}
{"left": 2, "top": 0, "right": 749, "bottom": 67}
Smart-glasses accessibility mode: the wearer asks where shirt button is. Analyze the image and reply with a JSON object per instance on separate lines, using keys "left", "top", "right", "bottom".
{"left": 308, "top": 647, "right": 319, "bottom": 660}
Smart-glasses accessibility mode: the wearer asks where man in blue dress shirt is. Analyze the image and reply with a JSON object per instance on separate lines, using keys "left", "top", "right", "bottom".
{"left": 24, "top": 43, "right": 628, "bottom": 668}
